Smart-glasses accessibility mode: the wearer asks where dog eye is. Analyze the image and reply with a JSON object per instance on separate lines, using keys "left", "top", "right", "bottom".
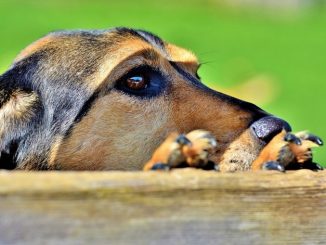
{"left": 125, "top": 76, "right": 148, "bottom": 90}
{"left": 115, "top": 66, "right": 166, "bottom": 98}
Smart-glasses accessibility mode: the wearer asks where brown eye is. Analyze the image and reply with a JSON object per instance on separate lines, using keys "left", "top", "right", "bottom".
{"left": 125, "top": 76, "right": 148, "bottom": 90}
{"left": 115, "top": 66, "right": 164, "bottom": 97}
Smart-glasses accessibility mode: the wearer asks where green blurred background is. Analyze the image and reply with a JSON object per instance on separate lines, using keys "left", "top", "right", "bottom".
{"left": 0, "top": 0, "right": 325, "bottom": 164}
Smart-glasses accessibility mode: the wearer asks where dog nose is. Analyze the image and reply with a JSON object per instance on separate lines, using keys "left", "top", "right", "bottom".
{"left": 250, "top": 116, "right": 291, "bottom": 143}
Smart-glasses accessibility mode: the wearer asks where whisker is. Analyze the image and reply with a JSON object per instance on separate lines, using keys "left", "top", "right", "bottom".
{"left": 199, "top": 60, "right": 216, "bottom": 66}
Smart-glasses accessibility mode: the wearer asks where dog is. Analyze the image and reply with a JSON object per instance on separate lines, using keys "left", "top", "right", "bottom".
{"left": 1, "top": 27, "right": 318, "bottom": 171}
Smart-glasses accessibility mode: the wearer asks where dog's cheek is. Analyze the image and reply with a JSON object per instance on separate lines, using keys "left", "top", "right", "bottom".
{"left": 99, "top": 95, "right": 175, "bottom": 170}
{"left": 54, "top": 92, "right": 175, "bottom": 170}
{"left": 215, "top": 129, "right": 263, "bottom": 172}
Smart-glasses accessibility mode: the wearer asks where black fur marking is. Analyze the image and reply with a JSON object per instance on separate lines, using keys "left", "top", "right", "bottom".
{"left": 136, "top": 30, "right": 165, "bottom": 50}
{"left": 74, "top": 91, "right": 100, "bottom": 124}
{"left": 115, "top": 27, "right": 166, "bottom": 52}
{"left": 286, "top": 161, "right": 324, "bottom": 171}
{"left": 0, "top": 142, "right": 18, "bottom": 169}
{"left": 63, "top": 90, "right": 101, "bottom": 140}
{"left": 0, "top": 88, "right": 11, "bottom": 107}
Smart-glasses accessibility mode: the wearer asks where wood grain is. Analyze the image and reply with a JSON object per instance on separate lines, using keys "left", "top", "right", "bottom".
{"left": 0, "top": 169, "right": 325, "bottom": 245}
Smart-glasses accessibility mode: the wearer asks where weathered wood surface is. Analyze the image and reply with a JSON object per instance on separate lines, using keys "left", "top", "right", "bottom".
{"left": 0, "top": 169, "right": 326, "bottom": 245}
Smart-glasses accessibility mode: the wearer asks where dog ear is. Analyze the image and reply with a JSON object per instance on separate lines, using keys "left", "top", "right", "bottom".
{"left": 0, "top": 75, "right": 40, "bottom": 169}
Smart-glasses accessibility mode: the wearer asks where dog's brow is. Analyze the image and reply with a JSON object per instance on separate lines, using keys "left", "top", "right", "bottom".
{"left": 114, "top": 28, "right": 167, "bottom": 55}
{"left": 138, "top": 49, "right": 161, "bottom": 61}
{"left": 135, "top": 30, "right": 166, "bottom": 52}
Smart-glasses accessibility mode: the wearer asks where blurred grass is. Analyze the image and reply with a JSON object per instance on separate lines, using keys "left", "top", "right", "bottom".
{"left": 0, "top": 0, "right": 325, "bottom": 164}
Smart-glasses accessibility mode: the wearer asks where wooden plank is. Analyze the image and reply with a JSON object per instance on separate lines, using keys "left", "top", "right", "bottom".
{"left": 0, "top": 169, "right": 326, "bottom": 245}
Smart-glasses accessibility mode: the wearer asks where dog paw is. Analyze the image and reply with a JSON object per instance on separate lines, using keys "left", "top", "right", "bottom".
{"left": 252, "top": 130, "right": 323, "bottom": 172}
{"left": 143, "top": 130, "right": 218, "bottom": 171}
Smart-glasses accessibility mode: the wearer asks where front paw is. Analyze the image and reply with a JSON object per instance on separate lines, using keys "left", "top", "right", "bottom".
{"left": 252, "top": 130, "right": 323, "bottom": 171}
{"left": 143, "top": 130, "right": 218, "bottom": 171}
{"left": 287, "top": 131, "right": 323, "bottom": 170}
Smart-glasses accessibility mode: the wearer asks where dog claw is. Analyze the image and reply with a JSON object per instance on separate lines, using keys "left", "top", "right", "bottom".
{"left": 201, "top": 160, "right": 218, "bottom": 171}
{"left": 144, "top": 130, "right": 218, "bottom": 171}
{"left": 213, "top": 164, "right": 220, "bottom": 172}
{"left": 314, "top": 163, "right": 324, "bottom": 171}
{"left": 150, "top": 163, "right": 170, "bottom": 171}
{"left": 175, "top": 134, "right": 192, "bottom": 146}
{"left": 284, "top": 133, "right": 302, "bottom": 145}
{"left": 305, "top": 134, "right": 323, "bottom": 146}
{"left": 262, "top": 161, "right": 285, "bottom": 172}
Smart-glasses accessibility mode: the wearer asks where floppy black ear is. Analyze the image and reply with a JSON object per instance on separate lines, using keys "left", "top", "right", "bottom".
{"left": 0, "top": 71, "right": 41, "bottom": 169}
{"left": 0, "top": 48, "right": 95, "bottom": 170}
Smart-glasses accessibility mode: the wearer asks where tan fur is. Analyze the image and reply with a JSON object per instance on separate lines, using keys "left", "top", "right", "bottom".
{"left": 55, "top": 92, "right": 174, "bottom": 170}
{"left": 14, "top": 36, "right": 55, "bottom": 63}
{"left": 183, "top": 130, "right": 217, "bottom": 167}
{"left": 87, "top": 37, "right": 157, "bottom": 91}
{"left": 251, "top": 130, "right": 288, "bottom": 170}
{"left": 166, "top": 43, "right": 199, "bottom": 73}
{"left": 290, "top": 132, "right": 319, "bottom": 164}
{"left": 143, "top": 132, "right": 180, "bottom": 171}
{"left": 2, "top": 29, "right": 273, "bottom": 171}
{"left": 169, "top": 80, "right": 262, "bottom": 171}
{"left": 0, "top": 90, "right": 38, "bottom": 137}
{"left": 218, "top": 129, "right": 262, "bottom": 171}
{"left": 50, "top": 35, "right": 262, "bottom": 171}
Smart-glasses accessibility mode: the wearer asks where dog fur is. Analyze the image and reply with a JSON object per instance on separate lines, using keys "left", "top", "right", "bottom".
{"left": 0, "top": 27, "right": 272, "bottom": 171}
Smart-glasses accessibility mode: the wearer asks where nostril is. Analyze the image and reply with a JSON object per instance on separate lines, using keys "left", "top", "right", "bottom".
{"left": 250, "top": 116, "right": 292, "bottom": 143}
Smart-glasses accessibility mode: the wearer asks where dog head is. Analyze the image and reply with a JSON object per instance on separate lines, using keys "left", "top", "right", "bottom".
{"left": 0, "top": 28, "right": 290, "bottom": 171}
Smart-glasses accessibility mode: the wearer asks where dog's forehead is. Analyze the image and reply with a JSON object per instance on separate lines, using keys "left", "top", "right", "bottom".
{"left": 134, "top": 29, "right": 198, "bottom": 64}
{"left": 14, "top": 28, "right": 199, "bottom": 67}
{"left": 13, "top": 28, "right": 200, "bottom": 92}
